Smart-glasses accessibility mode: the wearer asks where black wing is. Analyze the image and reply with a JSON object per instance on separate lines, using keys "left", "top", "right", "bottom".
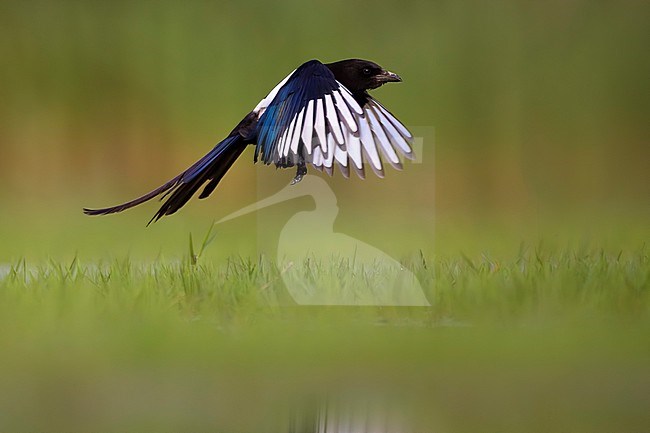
{"left": 254, "top": 60, "right": 414, "bottom": 178}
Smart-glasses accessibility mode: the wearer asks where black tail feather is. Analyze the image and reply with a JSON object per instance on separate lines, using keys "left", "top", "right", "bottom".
{"left": 83, "top": 135, "right": 245, "bottom": 224}
{"left": 198, "top": 143, "right": 245, "bottom": 199}
{"left": 82, "top": 175, "right": 182, "bottom": 216}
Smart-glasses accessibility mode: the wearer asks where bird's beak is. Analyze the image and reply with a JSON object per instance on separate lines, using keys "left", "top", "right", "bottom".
{"left": 377, "top": 69, "right": 402, "bottom": 83}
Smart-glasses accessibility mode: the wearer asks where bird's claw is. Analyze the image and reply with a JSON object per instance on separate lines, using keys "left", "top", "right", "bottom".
{"left": 291, "top": 164, "right": 307, "bottom": 185}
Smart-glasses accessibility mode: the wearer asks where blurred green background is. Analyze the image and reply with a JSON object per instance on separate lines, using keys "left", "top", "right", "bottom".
{"left": 0, "top": 2, "right": 648, "bottom": 431}
{"left": 0, "top": 0, "right": 648, "bottom": 261}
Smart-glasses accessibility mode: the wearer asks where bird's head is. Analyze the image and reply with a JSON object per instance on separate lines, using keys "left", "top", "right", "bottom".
{"left": 326, "top": 59, "right": 402, "bottom": 92}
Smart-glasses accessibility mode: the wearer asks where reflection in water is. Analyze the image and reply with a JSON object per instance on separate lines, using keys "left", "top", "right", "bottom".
{"left": 289, "top": 396, "right": 411, "bottom": 433}
{"left": 218, "top": 175, "right": 430, "bottom": 306}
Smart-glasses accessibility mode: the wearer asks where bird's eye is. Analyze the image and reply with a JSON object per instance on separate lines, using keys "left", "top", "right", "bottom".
{"left": 362, "top": 67, "right": 372, "bottom": 76}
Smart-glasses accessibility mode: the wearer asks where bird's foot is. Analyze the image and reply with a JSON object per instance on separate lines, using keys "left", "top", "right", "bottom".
{"left": 291, "top": 164, "right": 308, "bottom": 185}
{"left": 290, "top": 173, "right": 304, "bottom": 185}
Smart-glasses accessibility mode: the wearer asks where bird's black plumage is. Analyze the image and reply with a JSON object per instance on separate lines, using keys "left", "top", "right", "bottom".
{"left": 84, "top": 59, "right": 413, "bottom": 224}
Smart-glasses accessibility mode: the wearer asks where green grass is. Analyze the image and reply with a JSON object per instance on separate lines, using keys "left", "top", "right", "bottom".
{"left": 1, "top": 238, "right": 648, "bottom": 432}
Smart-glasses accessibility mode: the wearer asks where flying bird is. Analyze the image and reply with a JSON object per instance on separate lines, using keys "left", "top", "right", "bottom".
{"left": 84, "top": 59, "right": 415, "bottom": 224}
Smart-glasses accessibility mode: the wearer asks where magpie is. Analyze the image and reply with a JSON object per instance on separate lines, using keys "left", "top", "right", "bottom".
{"left": 84, "top": 59, "right": 415, "bottom": 224}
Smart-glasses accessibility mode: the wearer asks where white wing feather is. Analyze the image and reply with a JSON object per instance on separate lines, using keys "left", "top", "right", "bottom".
{"left": 301, "top": 100, "right": 314, "bottom": 153}
{"left": 263, "top": 77, "right": 413, "bottom": 178}
{"left": 366, "top": 108, "right": 400, "bottom": 167}
{"left": 324, "top": 94, "right": 344, "bottom": 145}
{"left": 290, "top": 109, "right": 304, "bottom": 154}
{"left": 314, "top": 99, "right": 327, "bottom": 153}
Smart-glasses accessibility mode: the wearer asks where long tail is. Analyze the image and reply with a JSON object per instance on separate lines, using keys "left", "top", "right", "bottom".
{"left": 83, "top": 135, "right": 245, "bottom": 225}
